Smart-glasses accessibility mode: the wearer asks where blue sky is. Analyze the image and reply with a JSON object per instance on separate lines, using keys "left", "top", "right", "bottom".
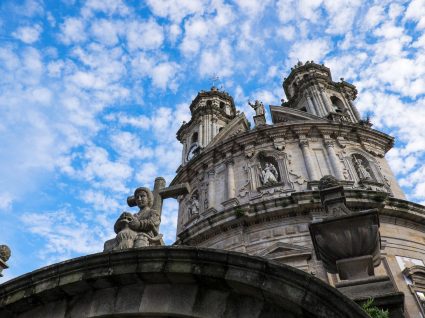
{"left": 0, "top": 0, "right": 424, "bottom": 280}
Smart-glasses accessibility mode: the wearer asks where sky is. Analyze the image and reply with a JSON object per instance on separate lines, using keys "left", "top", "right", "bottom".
{"left": 0, "top": 0, "right": 424, "bottom": 281}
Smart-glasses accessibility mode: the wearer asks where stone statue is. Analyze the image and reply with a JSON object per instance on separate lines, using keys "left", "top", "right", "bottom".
{"left": 353, "top": 156, "right": 372, "bottom": 180}
{"left": 248, "top": 100, "right": 265, "bottom": 116}
{"left": 187, "top": 193, "right": 199, "bottom": 217}
{"left": 105, "top": 187, "right": 162, "bottom": 251}
{"left": 261, "top": 162, "right": 279, "bottom": 186}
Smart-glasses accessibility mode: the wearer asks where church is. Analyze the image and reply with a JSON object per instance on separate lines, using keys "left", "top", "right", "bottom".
{"left": 1, "top": 62, "right": 424, "bottom": 317}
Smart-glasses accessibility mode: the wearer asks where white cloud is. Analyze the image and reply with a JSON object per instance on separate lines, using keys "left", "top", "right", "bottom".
{"left": 110, "top": 131, "right": 153, "bottom": 161}
{"left": 288, "top": 39, "right": 331, "bottom": 64}
{"left": 21, "top": 209, "right": 111, "bottom": 262}
{"left": 363, "top": 5, "right": 385, "bottom": 30}
{"left": 152, "top": 62, "right": 179, "bottom": 90}
{"left": 12, "top": 25, "right": 42, "bottom": 44}
{"left": 80, "top": 190, "right": 121, "bottom": 213}
{"left": 82, "top": 0, "right": 130, "bottom": 18}
{"left": 405, "top": 0, "right": 425, "bottom": 30}
{"left": 79, "top": 145, "right": 133, "bottom": 193}
{"left": 0, "top": 192, "right": 13, "bottom": 211}
{"left": 126, "top": 19, "right": 164, "bottom": 51}
{"left": 91, "top": 19, "right": 120, "bottom": 46}
{"left": 146, "top": 0, "right": 207, "bottom": 23}
{"left": 199, "top": 39, "right": 234, "bottom": 78}
{"left": 60, "top": 18, "right": 86, "bottom": 44}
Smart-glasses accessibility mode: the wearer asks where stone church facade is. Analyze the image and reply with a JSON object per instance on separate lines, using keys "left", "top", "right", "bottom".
{"left": 1, "top": 62, "right": 425, "bottom": 317}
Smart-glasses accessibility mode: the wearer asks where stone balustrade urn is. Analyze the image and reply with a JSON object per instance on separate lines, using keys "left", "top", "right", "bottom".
{"left": 309, "top": 176, "right": 381, "bottom": 280}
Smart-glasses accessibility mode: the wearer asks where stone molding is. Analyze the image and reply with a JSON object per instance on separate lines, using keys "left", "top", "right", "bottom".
{"left": 176, "top": 190, "right": 425, "bottom": 247}
{"left": 0, "top": 247, "right": 368, "bottom": 318}
{"left": 171, "top": 121, "right": 394, "bottom": 186}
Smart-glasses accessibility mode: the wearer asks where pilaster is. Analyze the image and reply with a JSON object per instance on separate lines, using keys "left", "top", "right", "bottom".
{"left": 207, "top": 169, "right": 215, "bottom": 209}
{"left": 299, "top": 136, "right": 319, "bottom": 181}
{"left": 225, "top": 158, "right": 236, "bottom": 199}
{"left": 324, "top": 137, "right": 344, "bottom": 180}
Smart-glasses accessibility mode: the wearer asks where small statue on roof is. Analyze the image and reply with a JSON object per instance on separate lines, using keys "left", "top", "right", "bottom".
{"left": 248, "top": 100, "right": 265, "bottom": 116}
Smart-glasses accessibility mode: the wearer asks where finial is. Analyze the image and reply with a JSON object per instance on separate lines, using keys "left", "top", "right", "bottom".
{"left": 0, "top": 245, "right": 10, "bottom": 262}
{"left": 318, "top": 175, "right": 340, "bottom": 190}
{"left": 210, "top": 73, "right": 220, "bottom": 90}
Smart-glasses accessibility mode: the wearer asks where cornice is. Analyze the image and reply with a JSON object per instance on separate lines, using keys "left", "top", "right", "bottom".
{"left": 171, "top": 121, "right": 394, "bottom": 185}
{"left": 174, "top": 191, "right": 425, "bottom": 247}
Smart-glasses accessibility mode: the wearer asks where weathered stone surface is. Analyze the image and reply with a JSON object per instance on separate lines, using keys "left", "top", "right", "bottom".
{"left": 0, "top": 247, "right": 368, "bottom": 318}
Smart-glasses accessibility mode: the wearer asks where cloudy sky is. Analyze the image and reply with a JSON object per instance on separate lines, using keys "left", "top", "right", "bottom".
{"left": 0, "top": 0, "right": 424, "bottom": 280}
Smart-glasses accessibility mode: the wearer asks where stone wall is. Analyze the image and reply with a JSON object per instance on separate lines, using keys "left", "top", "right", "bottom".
{"left": 0, "top": 247, "right": 368, "bottom": 318}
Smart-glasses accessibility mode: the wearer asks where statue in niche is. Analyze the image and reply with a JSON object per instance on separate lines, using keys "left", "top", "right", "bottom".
{"left": 260, "top": 162, "right": 279, "bottom": 186}
{"left": 352, "top": 155, "right": 372, "bottom": 181}
{"left": 105, "top": 187, "right": 162, "bottom": 251}
{"left": 248, "top": 100, "right": 265, "bottom": 116}
{"left": 187, "top": 193, "right": 200, "bottom": 217}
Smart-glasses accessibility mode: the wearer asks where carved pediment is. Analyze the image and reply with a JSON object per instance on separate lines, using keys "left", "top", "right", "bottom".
{"left": 204, "top": 114, "right": 250, "bottom": 150}
{"left": 270, "top": 105, "right": 328, "bottom": 124}
{"left": 258, "top": 242, "right": 312, "bottom": 258}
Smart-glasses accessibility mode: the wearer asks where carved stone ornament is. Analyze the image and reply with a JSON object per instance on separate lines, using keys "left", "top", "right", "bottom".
{"left": 104, "top": 186, "right": 163, "bottom": 252}
{"left": 244, "top": 144, "right": 255, "bottom": 158}
{"left": 309, "top": 176, "right": 381, "bottom": 280}
{"left": 0, "top": 244, "right": 11, "bottom": 277}
{"left": 0, "top": 245, "right": 11, "bottom": 262}
{"left": 318, "top": 175, "right": 339, "bottom": 190}
{"left": 272, "top": 137, "right": 286, "bottom": 150}
{"left": 187, "top": 193, "right": 200, "bottom": 217}
{"left": 260, "top": 162, "right": 279, "bottom": 186}
{"left": 352, "top": 155, "right": 372, "bottom": 181}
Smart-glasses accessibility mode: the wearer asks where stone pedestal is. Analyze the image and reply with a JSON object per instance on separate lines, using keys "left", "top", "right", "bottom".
{"left": 336, "top": 255, "right": 375, "bottom": 280}
{"left": 253, "top": 114, "right": 266, "bottom": 127}
{"left": 309, "top": 176, "right": 404, "bottom": 317}
{"left": 336, "top": 276, "right": 405, "bottom": 318}
{"left": 309, "top": 210, "right": 381, "bottom": 276}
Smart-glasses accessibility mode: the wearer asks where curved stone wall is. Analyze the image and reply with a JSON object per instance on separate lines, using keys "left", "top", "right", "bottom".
{"left": 0, "top": 247, "right": 368, "bottom": 318}
{"left": 173, "top": 121, "right": 403, "bottom": 236}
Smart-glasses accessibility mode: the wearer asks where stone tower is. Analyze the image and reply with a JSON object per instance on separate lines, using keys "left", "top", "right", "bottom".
{"left": 176, "top": 86, "right": 239, "bottom": 165}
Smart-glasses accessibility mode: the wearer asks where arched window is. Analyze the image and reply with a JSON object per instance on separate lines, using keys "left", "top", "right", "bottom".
{"left": 330, "top": 96, "right": 345, "bottom": 113}
{"left": 206, "top": 100, "right": 212, "bottom": 107}
{"left": 191, "top": 132, "right": 198, "bottom": 143}
{"left": 220, "top": 102, "right": 225, "bottom": 109}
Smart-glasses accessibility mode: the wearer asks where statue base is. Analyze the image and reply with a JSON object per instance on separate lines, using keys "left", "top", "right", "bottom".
{"left": 253, "top": 114, "right": 266, "bottom": 127}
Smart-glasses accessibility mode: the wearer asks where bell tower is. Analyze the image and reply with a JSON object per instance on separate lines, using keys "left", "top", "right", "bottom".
{"left": 177, "top": 86, "right": 236, "bottom": 165}
{"left": 283, "top": 61, "right": 362, "bottom": 123}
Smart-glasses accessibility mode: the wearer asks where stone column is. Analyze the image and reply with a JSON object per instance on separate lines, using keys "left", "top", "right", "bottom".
{"left": 203, "top": 117, "right": 207, "bottom": 145}
{"left": 182, "top": 141, "right": 186, "bottom": 163}
{"left": 208, "top": 170, "right": 215, "bottom": 208}
{"left": 226, "top": 159, "right": 236, "bottom": 199}
{"left": 212, "top": 117, "right": 218, "bottom": 139}
{"left": 348, "top": 100, "right": 362, "bottom": 122}
{"left": 324, "top": 139, "right": 344, "bottom": 180}
{"left": 306, "top": 94, "right": 318, "bottom": 116}
{"left": 299, "top": 138, "right": 318, "bottom": 181}
{"left": 198, "top": 119, "right": 203, "bottom": 147}
{"left": 319, "top": 87, "right": 333, "bottom": 114}
{"left": 311, "top": 88, "right": 325, "bottom": 117}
